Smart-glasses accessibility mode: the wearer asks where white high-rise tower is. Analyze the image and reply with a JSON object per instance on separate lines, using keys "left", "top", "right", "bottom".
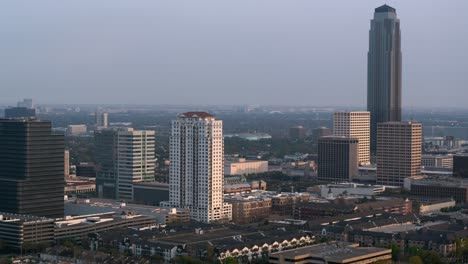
{"left": 169, "top": 112, "right": 231, "bottom": 223}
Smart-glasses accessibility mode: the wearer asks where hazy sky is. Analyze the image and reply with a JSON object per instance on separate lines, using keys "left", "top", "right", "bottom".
{"left": 1, "top": 1, "right": 467, "bottom": 107}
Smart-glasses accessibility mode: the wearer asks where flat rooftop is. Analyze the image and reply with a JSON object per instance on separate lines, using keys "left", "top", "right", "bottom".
{"left": 271, "top": 242, "right": 391, "bottom": 262}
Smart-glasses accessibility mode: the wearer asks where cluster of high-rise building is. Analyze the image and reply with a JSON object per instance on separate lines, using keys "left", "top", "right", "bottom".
{"left": 316, "top": 5, "right": 426, "bottom": 188}
{"left": 1, "top": 4, "right": 468, "bottom": 263}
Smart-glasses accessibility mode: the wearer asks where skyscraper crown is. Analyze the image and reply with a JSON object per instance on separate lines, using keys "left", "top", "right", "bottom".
{"left": 375, "top": 4, "right": 396, "bottom": 13}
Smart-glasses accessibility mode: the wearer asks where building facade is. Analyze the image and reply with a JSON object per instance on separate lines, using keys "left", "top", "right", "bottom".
{"left": 453, "top": 155, "right": 468, "bottom": 178}
{"left": 67, "top": 124, "right": 87, "bottom": 136}
{"left": 95, "top": 112, "right": 109, "bottom": 128}
{"left": 224, "top": 158, "right": 268, "bottom": 175}
{"left": 422, "top": 154, "right": 453, "bottom": 169}
{"left": 169, "top": 112, "right": 231, "bottom": 223}
{"left": 318, "top": 136, "right": 359, "bottom": 182}
{"left": 367, "top": 4, "right": 402, "bottom": 152}
{"left": 333, "top": 111, "right": 371, "bottom": 165}
{"left": 289, "top": 126, "right": 307, "bottom": 140}
{"left": 95, "top": 127, "right": 155, "bottom": 200}
{"left": 0, "top": 119, "right": 64, "bottom": 218}
{"left": 377, "top": 122, "right": 422, "bottom": 186}
{"left": 4, "top": 107, "right": 36, "bottom": 118}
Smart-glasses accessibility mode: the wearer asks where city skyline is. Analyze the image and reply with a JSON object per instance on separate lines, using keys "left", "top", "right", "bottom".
{"left": 1, "top": 1, "right": 467, "bottom": 107}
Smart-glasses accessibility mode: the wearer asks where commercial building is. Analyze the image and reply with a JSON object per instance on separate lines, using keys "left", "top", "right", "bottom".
{"left": 289, "top": 126, "right": 307, "bottom": 140}
{"left": 76, "top": 162, "right": 96, "bottom": 178}
{"left": 0, "top": 213, "right": 55, "bottom": 250}
{"left": 66, "top": 124, "right": 87, "bottom": 136}
{"left": 404, "top": 176, "right": 468, "bottom": 203}
{"left": 315, "top": 183, "right": 386, "bottom": 199}
{"left": 376, "top": 122, "right": 422, "bottom": 186}
{"left": 64, "top": 150, "right": 70, "bottom": 177}
{"left": 0, "top": 119, "right": 64, "bottom": 218}
{"left": 269, "top": 242, "right": 391, "bottom": 264}
{"left": 333, "top": 111, "right": 370, "bottom": 165}
{"left": 453, "top": 155, "right": 468, "bottom": 178}
{"left": 95, "top": 128, "right": 155, "bottom": 200}
{"left": 419, "top": 200, "right": 456, "bottom": 215}
{"left": 318, "top": 136, "right": 359, "bottom": 182}
{"left": 132, "top": 182, "right": 169, "bottom": 206}
{"left": 225, "top": 196, "right": 272, "bottom": 224}
{"left": 95, "top": 112, "right": 109, "bottom": 128}
{"left": 422, "top": 154, "right": 453, "bottom": 169}
{"left": 17, "top": 99, "right": 33, "bottom": 109}
{"left": 64, "top": 197, "right": 190, "bottom": 225}
{"left": 65, "top": 179, "right": 96, "bottom": 195}
{"left": 224, "top": 158, "right": 268, "bottom": 175}
{"left": 312, "top": 127, "right": 330, "bottom": 143}
{"left": 367, "top": 5, "right": 402, "bottom": 152}
{"left": 224, "top": 180, "right": 267, "bottom": 194}
{"left": 4, "top": 107, "right": 36, "bottom": 118}
{"left": 168, "top": 112, "right": 231, "bottom": 223}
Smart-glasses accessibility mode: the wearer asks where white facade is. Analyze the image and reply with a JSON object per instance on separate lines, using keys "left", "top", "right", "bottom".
{"left": 333, "top": 111, "right": 371, "bottom": 165}
{"left": 169, "top": 112, "right": 231, "bottom": 223}
{"left": 95, "top": 112, "right": 109, "bottom": 128}
{"left": 116, "top": 128, "right": 155, "bottom": 200}
{"left": 225, "top": 159, "right": 268, "bottom": 175}
{"left": 67, "top": 124, "right": 87, "bottom": 136}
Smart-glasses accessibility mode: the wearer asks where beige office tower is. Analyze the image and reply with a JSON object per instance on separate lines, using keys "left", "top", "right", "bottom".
{"left": 95, "top": 112, "right": 108, "bottom": 128}
{"left": 333, "top": 111, "right": 370, "bottom": 165}
{"left": 377, "top": 122, "right": 422, "bottom": 186}
{"left": 64, "top": 150, "right": 70, "bottom": 177}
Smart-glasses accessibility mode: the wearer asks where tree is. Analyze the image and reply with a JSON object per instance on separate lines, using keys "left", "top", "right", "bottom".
{"left": 409, "top": 255, "right": 423, "bottom": 264}
{"left": 390, "top": 244, "right": 401, "bottom": 261}
{"left": 412, "top": 200, "right": 421, "bottom": 214}
{"left": 223, "top": 257, "right": 239, "bottom": 264}
{"left": 418, "top": 250, "right": 443, "bottom": 264}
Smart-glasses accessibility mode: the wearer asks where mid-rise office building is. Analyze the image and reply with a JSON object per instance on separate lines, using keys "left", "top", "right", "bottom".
{"left": 64, "top": 150, "right": 70, "bottom": 177}
{"left": 67, "top": 124, "right": 87, "bottom": 136}
{"left": 367, "top": 5, "right": 402, "bottom": 152}
{"left": 95, "top": 112, "right": 109, "bottom": 128}
{"left": 0, "top": 119, "right": 64, "bottom": 218}
{"left": 333, "top": 111, "right": 370, "bottom": 165}
{"left": 168, "top": 112, "right": 231, "bottom": 223}
{"left": 289, "top": 126, "right": 307, "bottom": 140}
{"left": 17, "top": 98, "right": 34, "bottom": 109}
{"left": 318, "top": 136, "right": 359, "bottom": 182}
{"left": 377, "top": 122, "right": 422, "bottom": 186}
{"left": 95, "top": 127, "right": 155, "bottom": 200}
{"left": 312, "top": 127, "right": 330, "bottom": 143}
{"left": 453, "top": 155, "right": 468, "bottom": 178}
{"left": 422, "top": 155, "right": 453, "bottom": 169}
{"left": 224, "top": 158, "right": 268, "bottom": 176}
{"left": 4, "top": 107, "right": 36, "bottom": 118}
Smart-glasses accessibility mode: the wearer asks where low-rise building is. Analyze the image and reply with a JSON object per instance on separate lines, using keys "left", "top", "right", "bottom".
{"left": 225, "top": 158, "right": 268, "bottom": 176}
{"left": 0, "top": 213, "right": 55, "bottom": 250}
{"left": 225, "top": 196, "right": 272, "bottom": 224}
{"left": 404, "top": 176, "right": 468, "bottom": 203}
{"left": 422, "top": 154, "right": 453, "bottom": 169}
{"left": 313, "top": 182, "right": 386, "bottom": 199}
{"left": 224, "top": 180, "right": 267, "bottom": 194}
{"left": 66, "top": 124, "right": 87, "bottom": 136}
{"left": 65, "top": 197, "right": 190, "bottom": 224}
{"left": 269, "top": 242, "right": 391, "bottom": 264}
{"left": 419, "top": 200, "right": 456, "bottom": 215}
{"left": 132, "top": 182, "right": 169, "bottom": 206}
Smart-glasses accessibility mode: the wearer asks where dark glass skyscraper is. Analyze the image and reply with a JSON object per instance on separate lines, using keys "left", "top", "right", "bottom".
{"left": 367, "top": 4, "right": 402, "bottom": 152}
{"left": 0, "top": 119, "right": 64, "bottom": 218}
{"left": 317, "top": 136, "right": 359, "bottom": 182}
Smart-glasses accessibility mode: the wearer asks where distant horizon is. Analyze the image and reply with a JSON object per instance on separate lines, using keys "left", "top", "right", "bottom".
{"left": 3, "top": 101, "right": 468, "bottom": 112}
{"left": 1, "top": 1, "right": 467, "bottom": 107}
